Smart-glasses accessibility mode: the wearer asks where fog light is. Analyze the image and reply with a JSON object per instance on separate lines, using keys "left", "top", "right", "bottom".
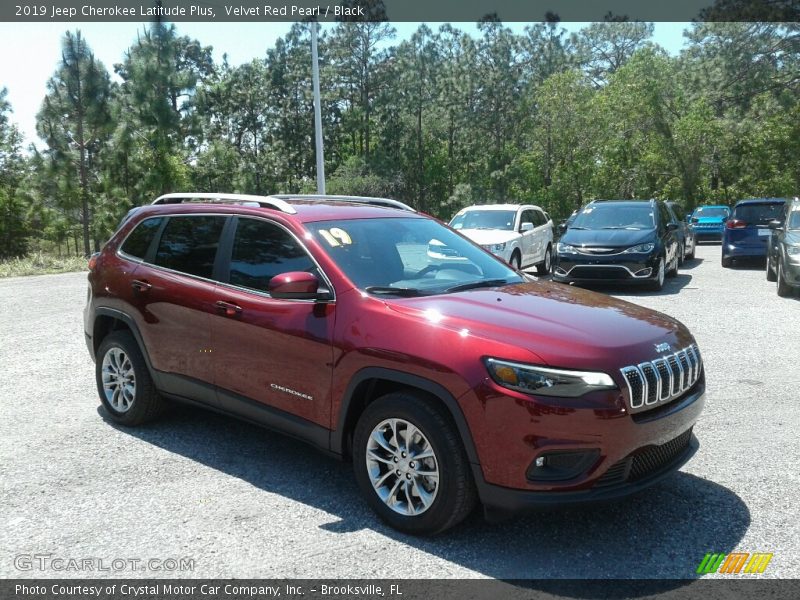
{"left": 527, "top": 449, "right": 600, "bottom": 482}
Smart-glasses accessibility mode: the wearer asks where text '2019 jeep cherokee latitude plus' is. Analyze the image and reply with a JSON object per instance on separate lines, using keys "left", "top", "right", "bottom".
{"left": 84, "top": 193, "right": 705, "bottom": 535}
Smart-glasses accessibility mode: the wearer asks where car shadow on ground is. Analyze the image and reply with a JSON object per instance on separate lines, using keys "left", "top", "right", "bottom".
{"left": 101, "top": 404, "right": 750, "bottom": 587}
{"left": 724, "top": 257, "right": 767, "bottom": 271}
{"left": 558, "top": 272, "right": 694, "bottom": 298}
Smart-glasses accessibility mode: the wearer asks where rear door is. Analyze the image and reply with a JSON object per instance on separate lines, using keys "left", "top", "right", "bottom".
{"left": 128, "top": 214, "right": 227, "bottom": 405}
{"left": 211, "top": 216, "right": 335, "bottom": 429}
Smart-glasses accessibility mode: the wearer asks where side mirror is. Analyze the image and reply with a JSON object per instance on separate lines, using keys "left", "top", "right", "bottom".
{"left": 767, "top": 219, "right": 783, "bottom": 229}
{"left": 557, "top": 222, "right": 567, "bottom": 235}
{"left": 666, "top": 222, "right": 679, "bottom": 231}
{"left": 520, "top": 222, "right": 534, "bottom": 232}
{"left": 269, "top": 272, "right": 322, "bottom": 300}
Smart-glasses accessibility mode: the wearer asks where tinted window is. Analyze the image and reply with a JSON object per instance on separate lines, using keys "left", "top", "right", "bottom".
{"left": 694, "top": 207, "right": 729, "bottom": 218}
{"left": 120, "top": 217, "right": 162, "bottom": 260}
{"left": 669, "top": 204, "right": 685, "bottom": 221}
{"left": 154, "top": 216, "right": 225, "bottom": 278}
{"left": 732, "top": 203, "right": 785, "bottom": 225}
{"left": 520, "top": 210, "right": 535, "bottom": 228}
{"left": 571, "top": 204, "right": 656, "bottom": 230}
{"left": 450, "top": 210, "right": 516, "bottom": 231}
{"left": 228, "top": 219, "right": 316, "bottom": 293}
{"left": 789, "top": 207, "right": 800, "bottom": 230}
{"left": 657, "top": 203, "right": 672, "bottom": 229}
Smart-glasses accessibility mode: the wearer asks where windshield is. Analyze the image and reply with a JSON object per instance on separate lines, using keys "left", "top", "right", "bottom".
{"left": 450, "top": 210, "right": 516, "bottom": 231}
{"left": 789, "top": 208, "right": 800, "bottom": 230}
{"left": 307, "top": 217, "right": 521, "bottom": 296}
{"left": 694, "top": 207, "right": 729, "bottom": 218}
{"left": 732, "top": 202, "right": 785, "bottom": 225}
{"left": 570, "top": 204, "right": 655, "bottom": 230}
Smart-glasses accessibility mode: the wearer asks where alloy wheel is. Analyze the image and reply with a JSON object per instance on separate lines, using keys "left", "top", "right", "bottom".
{"left": 365, "top": 418, "right": 439, "bottom": 516}
{"left": 101, "top": 347, "right": 136, "bottom": 413}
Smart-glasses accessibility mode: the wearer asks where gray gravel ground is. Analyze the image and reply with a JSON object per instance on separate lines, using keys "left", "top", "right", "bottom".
{"left": 1, "top": 243, "right": 798, "bottom": 580}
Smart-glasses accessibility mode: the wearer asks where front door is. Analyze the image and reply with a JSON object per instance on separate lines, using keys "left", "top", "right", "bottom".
{"left": 211, "top": 216, "right": 335, "bottom": 428}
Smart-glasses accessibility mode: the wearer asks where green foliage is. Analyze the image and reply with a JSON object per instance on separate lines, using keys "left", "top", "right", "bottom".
{"left": 1, "top": 20, "right": 798, "bottom": 268}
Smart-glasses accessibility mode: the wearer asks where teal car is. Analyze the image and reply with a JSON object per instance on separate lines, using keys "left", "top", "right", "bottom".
{"left": 690, "top": 205, "right": 730, "bottom": 242}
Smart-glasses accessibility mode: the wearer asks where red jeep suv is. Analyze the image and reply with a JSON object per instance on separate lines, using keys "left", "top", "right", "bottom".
{"left": 84, "top": 193, "right": 705, "bottom": 534}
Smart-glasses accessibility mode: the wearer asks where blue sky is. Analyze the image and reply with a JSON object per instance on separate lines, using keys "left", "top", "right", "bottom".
{"left": 0, "top": 21, "right": 691, "bottom": 148}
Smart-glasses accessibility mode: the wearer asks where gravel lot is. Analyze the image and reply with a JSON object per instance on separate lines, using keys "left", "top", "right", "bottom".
{"left": 1, "top": 244, "right": 798, "bottom": 580}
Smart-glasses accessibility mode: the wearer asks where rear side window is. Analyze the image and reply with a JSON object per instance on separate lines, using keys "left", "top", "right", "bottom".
{"left": 228, "top": 218, "right": 316, "bottom": 293}
{"left": 670, "top": 205, "right": 685, "bottom": 221}
{"left": 120, "top": 217, "right": 162, "bottom": 260}
{"left": 154, "top": 216, "right": 226, "bottom": 278}
{"left": 733, "top": 203, "right": 785, "bottom": 225}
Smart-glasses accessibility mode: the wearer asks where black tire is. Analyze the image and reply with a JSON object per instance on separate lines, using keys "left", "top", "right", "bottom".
{"left": 721, "top": 255, "right": 733, "bottom": 268}
{"left": 648, "top": 257, "right": 665, "bottom": 291}
{"left": 677, "top": 242, "right": 685, "bottom": 266}
{"left": 667, "top": 249, "right": 679, "bottom": 277}
{"left": 777, "top": 261, "right": 792, "bottom": 297}
{"left": 509, "top": 251, "right": 522, "bottom": 271}
{"left": 686, "top": 241, "right": 695, "bottom": 260}
{"left": 766, "top": 256, "right": 777, "bottom": 282}
{"left": 95, "top": 331, "right": 164, "bottom": 426}
{"left": 352, "top": 391, "right": 477, "bottom": 535}
{"left": 536, "top": 244, "right": 552, "bottom": 275}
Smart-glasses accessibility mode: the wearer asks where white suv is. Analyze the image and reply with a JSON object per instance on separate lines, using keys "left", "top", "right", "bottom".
{"left": 448, "top": 204, "right": 554, "bottom": 273}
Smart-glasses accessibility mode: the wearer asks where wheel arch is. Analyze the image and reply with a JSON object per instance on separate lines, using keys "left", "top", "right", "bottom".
{"left": 92, "top": 308, "right": 156, "bottom": 379}
{"left": 331, "top": 367, "right": 480, "bottom": 466}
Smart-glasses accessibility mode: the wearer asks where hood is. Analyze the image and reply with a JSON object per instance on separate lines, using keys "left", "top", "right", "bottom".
{"left": 561, "top": 228, "right": 655, "bottom": 249}
{"left": 457, "top": 229, "right": 520, "bottom": 245}
{"left": 385, "top": 282, "right": 694, "bottom": 372}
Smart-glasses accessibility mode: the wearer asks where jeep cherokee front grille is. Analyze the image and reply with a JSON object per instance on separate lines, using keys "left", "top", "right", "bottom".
{"left": 620, "top": 344, "right": 702, "bottom": 413}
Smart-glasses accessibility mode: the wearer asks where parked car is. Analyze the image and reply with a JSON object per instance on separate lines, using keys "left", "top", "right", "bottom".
{"left": 766, "top": 197, "right": 800, "bottom": 296}
{"left": 689, "top": 205, "right": 731, "bottom": 242}
{"left": 665, "top": 201, "right": 696, "bottom": 262}
{"left": 721, "top": 198, "right": 787, "bottom": 268}
{"left": 553, "top": 199, "right": 681, "bottom": 291}
{"left": 448, "top": 204, "right": 554, "bottom": 274}
{"left": 85, "top": 193, "right": 705, "bottom": 534}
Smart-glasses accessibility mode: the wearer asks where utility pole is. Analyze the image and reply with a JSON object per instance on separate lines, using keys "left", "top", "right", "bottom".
{"left": 311, "top": 20, "right": 325, "bottom": 194}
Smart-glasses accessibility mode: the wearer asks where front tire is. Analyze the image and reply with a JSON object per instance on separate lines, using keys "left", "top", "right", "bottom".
{"left": 509, "top": 251, "right": 521, "bottom": 271}
{"left": 536, "top": 244, "right": 552, "bottom": 275}
{"left": 721, "top": 255, "right": 733, "bottom": 268}
{"left": 95, "top": 331, "right": 164, "bottom": 426}
{"left": 648, "top": 257, "right": 665, "bottom": 291}
{"left": 777, "top": 261, "right": 792, "bottom": 297}
{"left": 352, "top": 392, "right": 477, "bottom": 535}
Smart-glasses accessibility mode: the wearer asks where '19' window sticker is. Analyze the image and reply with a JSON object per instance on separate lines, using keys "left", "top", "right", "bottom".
{"left": 318, "top": 227, "right": 353, "bottom": 247}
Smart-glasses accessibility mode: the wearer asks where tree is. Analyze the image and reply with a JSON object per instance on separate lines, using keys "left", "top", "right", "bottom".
{"left": 36, "top": 31, "right": 111, "bottom": 256}
{"left": 572, "top": 21, "right": 654, "bottom": 86}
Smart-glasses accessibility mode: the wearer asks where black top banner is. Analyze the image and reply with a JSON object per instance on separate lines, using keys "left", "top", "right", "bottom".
{"left": 2, "top": 0, "right": 799, "bottom": 23}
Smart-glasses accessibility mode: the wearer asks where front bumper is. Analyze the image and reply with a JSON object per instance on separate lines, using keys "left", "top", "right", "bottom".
{"left": 693, "top": 225, "right": 724, "bottom": 241}
{"left": 782, "top": 258, "right": 800, "bottom": 286}
{"left": 553, "top": 253, "right": 659, "bottom": 284}
{"left": 459, "top": 376, "right": 705, "bottom": 507}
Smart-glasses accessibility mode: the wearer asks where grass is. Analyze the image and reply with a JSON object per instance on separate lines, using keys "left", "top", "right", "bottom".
{"left": 0, "top": 252, "right": 88, "bottom": 278}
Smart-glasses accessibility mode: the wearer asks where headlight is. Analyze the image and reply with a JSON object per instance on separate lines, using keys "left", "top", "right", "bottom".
{"left": 622, "top": 243, "right": 655, "bottom": 254}
{"left": 482, "top": 242, "right": 506, "bottom": 252}
{"left": 787, "top": 245, "right": 800, "bottom": 257}
{"left": 557, "top": 242, "right": 578, "bottom": 254}
{"left": 485, "top": 358, "right": 617, "bottom": 398}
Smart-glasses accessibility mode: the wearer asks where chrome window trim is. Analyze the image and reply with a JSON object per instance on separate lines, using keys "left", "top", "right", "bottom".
{"left": 115, "top": 212, "right": 336, "bottom": 304}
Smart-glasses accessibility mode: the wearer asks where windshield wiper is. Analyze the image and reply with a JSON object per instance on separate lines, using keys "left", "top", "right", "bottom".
{"left": 443, "top": 278, "right": 512, "bottom": 294}
{"left": 567, "top": 226, "right": 588, "bottom": 230}
{"left": 364, "top": 286, "right": 425, "bottom": 297}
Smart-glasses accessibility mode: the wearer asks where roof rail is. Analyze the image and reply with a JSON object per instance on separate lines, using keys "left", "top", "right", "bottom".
{"left": 152, "top": 193, "right": 297, "bottom": 214}
{"left": 272, "top": 194, "right": 416, "bottom": 213}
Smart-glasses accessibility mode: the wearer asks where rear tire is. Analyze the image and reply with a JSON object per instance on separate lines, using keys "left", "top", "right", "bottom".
{"left": 96, "top": 331, "right": 164, "bottom": 426}
{"left": 536, "top": 244, "right": 552, "bottom": 275}
{"left": 352, "top": 392, "right": 477, "bottom": 535}
{"left": 686, "top": 241, "right": 695, "bottom": 260}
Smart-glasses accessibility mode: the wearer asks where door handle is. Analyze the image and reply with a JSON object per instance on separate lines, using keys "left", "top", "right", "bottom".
{"left": 131, "top": 279, "right": 152, "bottom": 292}
{"left": 215, "top": 300, "right": 243, "bottom": 317}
